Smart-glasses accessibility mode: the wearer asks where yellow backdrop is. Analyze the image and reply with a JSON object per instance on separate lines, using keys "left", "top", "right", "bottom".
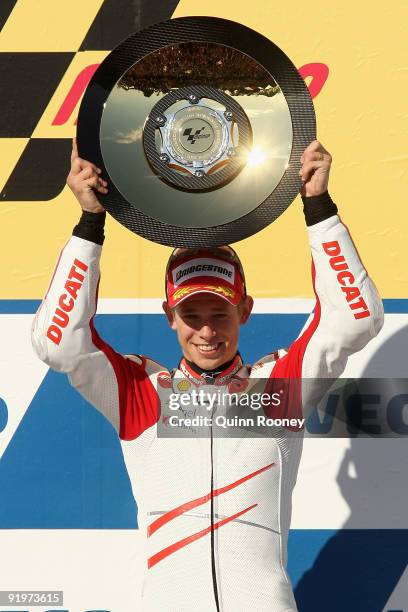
{"left": 1, "top": 0, "right": 406, "bottom": 298}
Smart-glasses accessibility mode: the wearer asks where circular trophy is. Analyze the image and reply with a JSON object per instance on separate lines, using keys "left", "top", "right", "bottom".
{"left": 77, "top": 17, "right": 315, "bottom": 247}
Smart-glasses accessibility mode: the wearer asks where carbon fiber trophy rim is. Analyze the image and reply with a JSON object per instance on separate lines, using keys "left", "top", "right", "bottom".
{"left": 77, "top": 16, "right": 315, "bottom": 247}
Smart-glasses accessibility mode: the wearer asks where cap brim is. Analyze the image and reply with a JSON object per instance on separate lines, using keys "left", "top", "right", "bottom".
{"left": 168, "top": 284, "right": 241, "bottom": 308}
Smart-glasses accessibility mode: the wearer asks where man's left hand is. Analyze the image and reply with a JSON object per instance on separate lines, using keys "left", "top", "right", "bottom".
{"left": 299, "top": 140, "right": 332, "bottom": 197}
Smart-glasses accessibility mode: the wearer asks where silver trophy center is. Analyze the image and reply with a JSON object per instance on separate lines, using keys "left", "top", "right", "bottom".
{"left": 158, "top": 99, "right": 235, "bottom": 176}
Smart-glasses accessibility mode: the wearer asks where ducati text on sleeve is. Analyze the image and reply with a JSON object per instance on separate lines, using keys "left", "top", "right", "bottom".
{"left": 322, "top": 241, "right": 370, "bottom": 319}
{"left": 46, "top": 259, "right": 88, "bottom": 345}
{"left": 172, "top": 258, "right": 235, "bottom": 286}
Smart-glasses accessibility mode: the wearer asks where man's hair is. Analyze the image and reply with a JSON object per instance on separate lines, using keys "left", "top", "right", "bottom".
{"left": 165, "top": 246, "right": 247, "bottom": 302}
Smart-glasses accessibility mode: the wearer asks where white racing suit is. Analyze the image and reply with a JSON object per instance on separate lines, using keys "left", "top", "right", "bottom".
{"left": 32, "top": 214, "right": 383, "bottom": 611}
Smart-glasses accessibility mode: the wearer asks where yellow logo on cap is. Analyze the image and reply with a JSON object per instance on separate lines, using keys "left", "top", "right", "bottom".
{"left": 173, "top": 286, "right": 197, "bottom": 300}
{"left": 173, "top": 284, "right": 236, "bottom": 302}
{"left": 202, "top": 285, "right": 236, "bottom": 298}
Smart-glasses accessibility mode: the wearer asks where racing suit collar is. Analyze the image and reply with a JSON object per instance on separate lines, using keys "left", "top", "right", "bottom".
{"left": 180, "top": 353, "right": 243, "bottom": 385}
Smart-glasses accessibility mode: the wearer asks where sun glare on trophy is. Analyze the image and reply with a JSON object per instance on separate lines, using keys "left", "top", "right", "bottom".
{"left": 246, "top": 146, "right": 268, "bottom": 168}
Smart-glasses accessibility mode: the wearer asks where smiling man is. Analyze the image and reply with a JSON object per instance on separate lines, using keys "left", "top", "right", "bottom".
{"left": 162, "top": 245, "right": 253, "bottom": 371}
{"left": 32, "top": 138, "right": 383, "bottom": 611}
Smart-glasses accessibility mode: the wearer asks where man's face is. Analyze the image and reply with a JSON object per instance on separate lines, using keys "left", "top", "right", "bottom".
{"left": 163, "top": 293, "right": 253, "bottom": 370}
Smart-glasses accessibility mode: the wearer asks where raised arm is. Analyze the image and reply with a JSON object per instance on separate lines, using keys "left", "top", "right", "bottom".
{"left": 31, "top": 141, "right": 160, "bottom": 437}
{"left": 272, "top": 141, "right": 384, "bottom": 384}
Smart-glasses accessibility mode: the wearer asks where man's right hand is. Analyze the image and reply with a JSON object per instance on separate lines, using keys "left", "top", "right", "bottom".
{"left": 67, "top": 138, "right": 108, "bottom": 213}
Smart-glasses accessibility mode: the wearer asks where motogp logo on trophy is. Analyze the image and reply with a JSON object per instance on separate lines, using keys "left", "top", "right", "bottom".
{"left": 182, "top": 126, "right": 211, "bottom": 145}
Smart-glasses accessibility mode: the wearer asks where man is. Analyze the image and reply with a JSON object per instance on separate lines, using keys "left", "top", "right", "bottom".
{"left": 32, "top": 139, "right": 383, "bottom": 611}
